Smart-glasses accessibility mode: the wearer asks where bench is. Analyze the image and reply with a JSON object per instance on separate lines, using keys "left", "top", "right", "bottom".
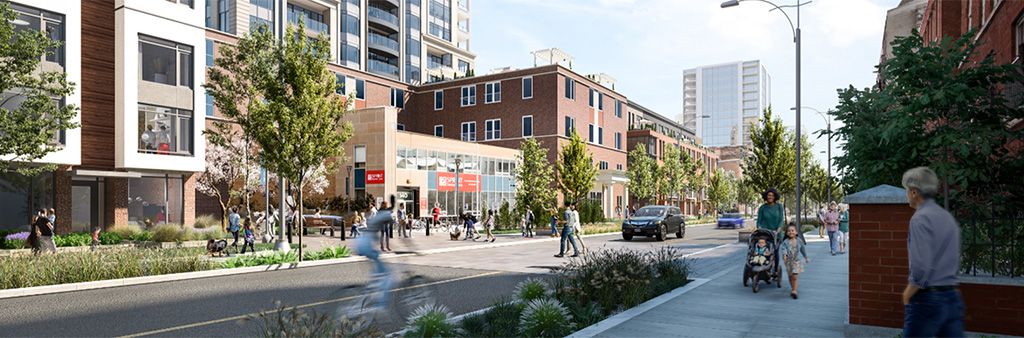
{"left": 303, "top": 217, "right": 345, "bottom": 240}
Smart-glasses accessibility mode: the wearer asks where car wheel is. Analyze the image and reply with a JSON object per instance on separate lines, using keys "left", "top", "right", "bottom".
{"left": 622, "top": 233, "right": 633, "bottom": 241}
{"left": 656, "top": 224, "right": 666, "bottom": 241}
{"left": 676, "top": 224, "right": 684, "bottom": 238}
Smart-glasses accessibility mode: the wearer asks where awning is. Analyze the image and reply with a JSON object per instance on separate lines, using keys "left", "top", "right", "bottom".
{"left": 69, "top": 169, "right": 143, "bottom": 178}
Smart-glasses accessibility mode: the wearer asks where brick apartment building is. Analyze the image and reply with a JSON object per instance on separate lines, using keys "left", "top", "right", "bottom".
{"left": 625, "top": 129, "right": 719, "bottom": 216}
{"left": 400, "top": 63, "right": 631, "bottom": 218}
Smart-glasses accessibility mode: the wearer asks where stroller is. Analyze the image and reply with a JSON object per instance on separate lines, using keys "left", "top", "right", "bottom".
{"left": 742, "top": 229, "right": 782, "bottom": 292}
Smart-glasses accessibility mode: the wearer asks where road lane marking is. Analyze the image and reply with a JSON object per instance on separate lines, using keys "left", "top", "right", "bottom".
{"left": 115, "top": 270, "right": 504, "bottom": 338}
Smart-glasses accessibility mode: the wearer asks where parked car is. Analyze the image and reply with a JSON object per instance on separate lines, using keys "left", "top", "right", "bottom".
{"left": 717, "top": 213, "right": 745, "bottom": 229}
{"left": 621, "top": 205, "right": 686, "bottom": 241}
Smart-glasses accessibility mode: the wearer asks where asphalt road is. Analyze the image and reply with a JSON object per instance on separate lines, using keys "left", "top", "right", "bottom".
{"left": 0, "top": 222, "right": 744, "bottom": 337}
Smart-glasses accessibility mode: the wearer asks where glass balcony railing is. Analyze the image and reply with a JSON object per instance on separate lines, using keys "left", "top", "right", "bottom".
{"left": 368, "top": 32, "right": 399, "bottom": 52}
{"left": 367, "top": 7, "right": 399, "bottom": 27}
{"left": 368, "top": 59, "right": 399, "bottom": 76}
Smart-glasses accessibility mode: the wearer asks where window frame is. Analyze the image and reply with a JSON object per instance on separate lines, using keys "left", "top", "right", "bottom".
{"left": 485, "top": 81, "right": 501, "bottom": 104}
{"left": 139, "top": 34, "right": 194, "bottom": 88}
{"left": 137, "top": 103, "right": 195, "bottom": 156}
{"left": 1016, "top": 15, "right": 1024, "bottom": 59}
{"left": 335, "top": 73, "right": 346, "bottom": 94}
{"left": 564, "top": 77, "right": 575, "bottom": 100}
{"left": 434, "top": 125, "right": 443, "bottom": 137}
{"left": 588, "top": 124, "right": 594, "bottom": 143}
{"left": 355, "top": 79, "right": 366, "bottom": 100}
{"left": 522, "top": 115, "right": 533, "bottom": 138}
{"left": 565, "top": 116, "right": 576, "bottom": 137}
{"left": 485, "top": 119, "right": 501, "bottom": 140}
{"left": 614, "top": 99, "right": 622, "bottom": 118}
{"left": 615, "top": 131, "right": 622, "bottom": 150}
{"left": 434, "top": 90, "right": 443, "bottom": 110}
{"left": 390, "top": 87, "right": 405, "bottom": 108}
{"left": 598, "top": 126, "right": 603, "bottom": 145}
{"left": 461, "top": 121, "right": 477, "bottom": 142}
{"left": 522, "top": 77, "right": 533, "bottom": 99}
{"left": 461, "top": 85, "right": 476, "bottom": 106}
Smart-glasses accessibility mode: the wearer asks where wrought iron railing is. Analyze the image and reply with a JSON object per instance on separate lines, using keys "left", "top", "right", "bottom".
{"left": 959, "top": 205, "right": 1023, "bottom": 278}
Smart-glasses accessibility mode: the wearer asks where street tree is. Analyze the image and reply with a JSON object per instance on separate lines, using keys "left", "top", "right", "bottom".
{"left": 204, "top": 21, "right": 354, "bottom": 258}
{"left": 513, "top": 137, "right": 556, "bottom": 226}
{"left": 657, "top": 144, "right": 685, "bottom": 204}
{"left": 196, "top": 139, "right": 261, "bottom": 230}
{"left": 737, "top": 179, "right": 759, "bottom": 217}
{"left": 706, "top": 168, "right": 730, "bottom": 212}
{"left": 557, "top": 132, "right": 598, "bottom": 205}
{"left": 832, "top": 28, "right": 1024, "bottom": 212}
{"left": 626, "top": 146, "right": 657, "bottom": 206}
{"left": 742, "top": 106, "right": 795, "bottom": 198}
{"left": 0, "top": 2, "right": 80, "bottom": 176}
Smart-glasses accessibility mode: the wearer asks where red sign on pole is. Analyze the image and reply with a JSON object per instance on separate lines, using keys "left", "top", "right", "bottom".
{"left": 366, "top": 170, "right": 385, "bottom": 184}
{"left": 436, "top": 172, "right": 480, "bottom": 192}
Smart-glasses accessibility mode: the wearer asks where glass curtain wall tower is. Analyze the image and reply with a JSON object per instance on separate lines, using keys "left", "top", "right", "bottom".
{"left": 680, "top": 60, "right": 771, "bottom": 147}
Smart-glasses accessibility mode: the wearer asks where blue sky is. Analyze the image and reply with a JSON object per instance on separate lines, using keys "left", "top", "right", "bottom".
{"left": 470, "top": 0, "right": 895, "bottom": 174}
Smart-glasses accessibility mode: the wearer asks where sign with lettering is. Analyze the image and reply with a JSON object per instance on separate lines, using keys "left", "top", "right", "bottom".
{"left": 436, "top": 172, "right": 480, "bottom": 192}
{"left": 366, "top": 170, "right": 385, "bottom": 184}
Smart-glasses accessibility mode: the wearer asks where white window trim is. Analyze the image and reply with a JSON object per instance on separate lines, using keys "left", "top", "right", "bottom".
{"left": 461, "top": 86, "right": 476, "bottom": 107}
{"left": 485, "top": 118, "right": 501, "bottom": 140}
{"left": 522, "top": 115, "right": 533, "bottom": 138}
{"left": 522, "top": 77, "right": 533, "bottom": 99}
{"left": 566, "top": 78, "right": 575, "bottom": 101}
{"left": 461, "top": 121, "right": 476, "bottom": 142}
{"left": 434, "top": 90, "right": 443, "bottom": 110}
{"left": 397, "top": 123, "right": 405, "bottom": 130}
{"left": 434, "top": 125, "right": 443, "bottom": 137}
{"left": 485, "top": 82, "right": 501, "bottom": 104}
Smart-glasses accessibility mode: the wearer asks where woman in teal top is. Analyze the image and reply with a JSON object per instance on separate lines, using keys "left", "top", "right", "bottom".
{"left": 838, "top": 205, "right": 850, "bottom": 254}
{"left": 756, "top": 188, "right": 785, "bottom": 234}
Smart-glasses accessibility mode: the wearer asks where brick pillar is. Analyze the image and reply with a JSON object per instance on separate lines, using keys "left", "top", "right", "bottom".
{"left": 105, "top": 177, "right": 128, "bottom": 229}
{"left": 184, "top": 173, "right": 196, "bottom": 227}
{"left": 54, "top": 166, "right": 73, "bottom": 235}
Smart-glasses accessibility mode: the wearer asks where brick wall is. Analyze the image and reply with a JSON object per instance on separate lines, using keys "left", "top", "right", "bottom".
{"left": 849, "top": 202, "right": 1024, "bottom": 336}
{"left": 184, "top": 173, "right": 196, "bottom": 226}
{"left": 105, "top": 177, "right": 128, "bottom": 228}
{"left": 54, "top": 166, "right": 73, "bottom": 235}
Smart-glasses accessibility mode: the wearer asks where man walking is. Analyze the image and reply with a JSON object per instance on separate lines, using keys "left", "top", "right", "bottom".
{"left": 554, "top": 201, "right": 580, "bottom": 258}
{"left": 816, "top": 204, "right": 827, "bottom": 238}
{"left": 901, "top": 167, "right": 963, "bottom": 337}
{"left": 228, "top": 206, "right": 241, "bottom": 254}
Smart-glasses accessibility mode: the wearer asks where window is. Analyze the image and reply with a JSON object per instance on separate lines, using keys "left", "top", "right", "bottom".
{"left": 1016, "top": 15, "right": 1024, "bottom": 59}
{"left": 335, "top": 74, "right": 346, "bottom": 94}
{"left": 461, "top": 85, "right": 476, "bottom": 106}
{"left": 355, "top": 79, "right": 365, "bottom": 100}
{"left": 461, "top": 122, "right": 476, "bottom": 141}
{"left": 354, "top": 145, "right": 366, "bottom": 168}
{"left": 434, "top": 125, "right": 443, "bottom": 137}
{"left": 341, "top": 44, "right": 360, "bottom": 65}
{"left": 485, "top": 82, "right": 501, "bottom": 103}
{"left": 564, "top": 77, "right": 575, "bottom": 100}
{"left": 434, "top": 90, "right": 443, "bottom": 110}
{"left": 391, "top": 88, "right": 405, "bottom": 108}
{"left": 599, "top": 161, "right": 609, "bottom": 170}
{"left": 205, "top": 39, "right": 214, "bottom": 67}
{"left": 407, "top": 37, "right": 420, "bottom": 57}
{"left": 615, "top": 132, "right": 622, "bottom": 150}
{"left": 522, "top": 116, "right": 533, "bottom": 137}
{"left": 9, "top": 3, "right": 65, "bottom": 66}
{"left": 458, "top": 60, "right": 470, "bottom": 73}
{"left": 128, "top": 175, "right": 185, "bottom": 226}
{"left": 616, "top": 164, "right": 623, "bottom": 171}
{"left": 565, "top": 116, "right": 575, "bottom": 137}
{"left": 614, "top": 100, "right": 622, "bottom": 118}
{"left": 140, "top": 35, "right": 193, "bottom": 88}
{"left": 205, "top": 93, "right": 214, "bottom": 117}
{"left": 485, "top": 119, "right": 501, "bottom": 140}
{"left": 287, "top": 4, "right": 328, "bottom": 34}
{"left": 249, "top": 0, "right": 275, "bottom": 33}
{"left": 138, "top": 104, "right": 193, "bottom": 156}
{"left": 397, "top": 124, "right": 405, "bottom": 131}
{"left": 218, "top": 0, "right": 229, "bottom": 32}
{"left": 588, "top": 124, "right": 594, "bottom": 143}
{"left": 598, "top": 126, "right": 603, "bottom": 145}
{"left": 522, "top": 77, "right": 533, "bottom": 99}
{"left": 589, "top": 88, "right": 596, "bottom": 108}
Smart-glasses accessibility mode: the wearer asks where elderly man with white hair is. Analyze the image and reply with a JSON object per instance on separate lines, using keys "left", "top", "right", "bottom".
{"left": 901, "top": 166, "right": 963, "bottom": 338}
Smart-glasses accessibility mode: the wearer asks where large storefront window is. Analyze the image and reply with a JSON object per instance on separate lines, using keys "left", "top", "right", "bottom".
{"left": 138, "top": 104, "right": 193, "bottom": 156}
{"left": 0, "top": 171, "right": 54, "bottom": 230}
{"left": 128, "top": 175, "right": 183, "bottom": 226}
{"left": 140, "top": 35, "right": 193, "bottom": 88}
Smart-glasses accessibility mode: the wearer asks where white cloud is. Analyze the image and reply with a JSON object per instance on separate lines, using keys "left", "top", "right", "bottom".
{"left": 598, "top": 0, "right": 638, "bottom": 7}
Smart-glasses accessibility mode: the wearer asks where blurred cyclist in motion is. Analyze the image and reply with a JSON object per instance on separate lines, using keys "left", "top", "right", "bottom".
{"left": 356, "top": 195, "right": 397, "bottom": 311}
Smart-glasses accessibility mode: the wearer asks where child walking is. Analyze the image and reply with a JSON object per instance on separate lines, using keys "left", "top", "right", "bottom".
{"left": 778, "top": 225, "right": 810, "bottom": 299}
{"left": 484, "top": 210, "right": 497, "bottom": 242}
{"left": 240, "top": 217, "right": 256, "bottom": 254}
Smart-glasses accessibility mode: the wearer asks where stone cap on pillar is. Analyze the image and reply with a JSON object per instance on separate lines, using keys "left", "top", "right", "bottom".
{"left": 846, "top": 184, "right": 908, "bottom": 204}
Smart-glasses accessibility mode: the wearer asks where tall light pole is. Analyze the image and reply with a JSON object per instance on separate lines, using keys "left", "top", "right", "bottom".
{"left": 454, "top": 157, "right": 462, "bottom": 216}
{"left": 722, "top": 0, "right": 810, "bottom": 229}
{"left": 795, "top": 106, "right": 832, "bottom": 205}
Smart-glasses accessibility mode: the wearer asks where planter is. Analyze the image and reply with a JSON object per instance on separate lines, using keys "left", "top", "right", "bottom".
{"left": 534, "top": 227, "right": 553, "bottom": 236}
{"left": 129, "top": 240, "right": 208, "bottom": 249}
{"left": 0, "top": 243, "right": 134, "bottom": 257}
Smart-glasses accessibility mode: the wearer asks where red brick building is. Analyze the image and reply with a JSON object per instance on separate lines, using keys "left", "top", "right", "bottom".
{"left": 626, "top": 129, "right": 719, "bottom": 216}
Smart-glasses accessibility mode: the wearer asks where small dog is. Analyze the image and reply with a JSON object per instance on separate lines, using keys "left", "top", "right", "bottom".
{"left": 449, "top": 229, "right": 462, "bottom": 241}
{"left": 206, "top": 239, "right": 228, "bottom": 257}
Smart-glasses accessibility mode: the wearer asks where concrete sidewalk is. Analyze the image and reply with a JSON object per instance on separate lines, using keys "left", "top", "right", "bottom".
{"left": 577, "top": 233, "right": 849, "bottom": 338}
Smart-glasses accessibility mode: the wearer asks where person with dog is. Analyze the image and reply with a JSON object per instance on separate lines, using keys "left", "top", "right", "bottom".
{"left": 240, "top": 217, "right": 256, "bottom": 254}
{"left": 228, "top": 206, "right": 241, "bottom": 254}
{"left": 554, "top": 201, "right": 580, "bottom": 258}
{"left": 901, "top": 167, "right": 963, "bottom": 337}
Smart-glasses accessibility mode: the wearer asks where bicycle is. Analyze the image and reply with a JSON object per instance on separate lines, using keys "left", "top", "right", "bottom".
{"left": 334, "top": 263, "right": 433, "bottom": 326}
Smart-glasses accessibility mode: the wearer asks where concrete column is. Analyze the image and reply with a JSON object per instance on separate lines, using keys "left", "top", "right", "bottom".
{"left": 104, "top": 177, "right": 129, "bottom": 229}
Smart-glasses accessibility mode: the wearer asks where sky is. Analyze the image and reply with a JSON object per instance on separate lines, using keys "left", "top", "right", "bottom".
{"left": 470, "top": 0, "right": 895, "bottom": 174}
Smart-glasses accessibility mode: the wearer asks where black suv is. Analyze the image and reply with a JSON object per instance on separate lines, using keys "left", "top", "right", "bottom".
{"left": 621, "top": 206, "right": 686, "bottom": 241}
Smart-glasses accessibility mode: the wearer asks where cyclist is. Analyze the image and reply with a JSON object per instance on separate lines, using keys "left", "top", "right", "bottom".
{"left": 356, "top": 195, "right": 397, "bottom": 311}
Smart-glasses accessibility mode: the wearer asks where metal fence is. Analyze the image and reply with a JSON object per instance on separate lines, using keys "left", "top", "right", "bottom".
{"left": 959, "top": 206, "right": 1024, "bottom": 278}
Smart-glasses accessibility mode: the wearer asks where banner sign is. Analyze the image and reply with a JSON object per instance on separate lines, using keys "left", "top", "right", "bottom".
{"left": 436, "top": 172, "right": 480, "bottom": 192}
{"left": 366, "top": 170, "right": 385, "bottom": 184}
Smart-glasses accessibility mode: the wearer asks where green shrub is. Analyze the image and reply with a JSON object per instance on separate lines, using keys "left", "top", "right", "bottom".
{"left": 403, "top": 304, "right": 460, "bottom": 338}
{"left": 562, "top": 298, "right": 605, "bottom": 329}
{"left": 152, "top": 224, "right": 182, "bottom": 242}
{"left": 459, "top": 313, "right": 486, "bottom": 337}
{"left": 109, "top": 224, "right": 143, "bottom": 239}
{"left": 98, "top": 232, "right": 123, "bottom": 245}
{"left": 515, "top": 277, "right": 550, "bottom": 302}
{"left": 242, "top": 300, "right": 384, "bottom": 338}
{"left": 302, "top": 246, "right": 351, "bottom": 261}
{"left": 221, "top": 251, "right": 299, "bottom": 269}
{"left": 482, "top": 300, "right": 524, "bottom": 338}
{"left": 129, "top": 231, "right": 153, "bottom": 242}
{"left": 3, "top": 239, "right": 26, "bottom": 249}
{"left": 200, "top": 228, "right": 227, "bottom": 240}
{"left": 519, "top": 298, "right": 575, "bottom": 338}
{"left": 54, "top": 233, "right": 91, "bottom": 247}
{"left": 0, "top": 248, "right": 213, "bottom": 289}
{"left": 193, "top": 214, "right": 219, "bottom": 228}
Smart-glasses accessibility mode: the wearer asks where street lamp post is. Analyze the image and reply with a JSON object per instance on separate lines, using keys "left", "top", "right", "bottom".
{"left": 455, "top": 157, "right": 462, "bottom": 217}
{"left": 723, "top": 0, "right": 810, "bottom": 230}
{"left": 794, "top": 106, "right": 831, "bottom": 204}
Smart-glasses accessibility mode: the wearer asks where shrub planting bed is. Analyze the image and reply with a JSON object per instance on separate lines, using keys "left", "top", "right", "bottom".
{"left": 0, "top": 248, "right": 214, "bottom": 290}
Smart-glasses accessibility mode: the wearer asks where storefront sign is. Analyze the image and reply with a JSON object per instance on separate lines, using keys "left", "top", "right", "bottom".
{"left": 436, "top": 172, "right": 480, "bottom": 192}
{"left": 366, "top": 170, "right": 385, "bottom": 184}
{"left": 420, "top": 196, "right": 428, "bottom": 209}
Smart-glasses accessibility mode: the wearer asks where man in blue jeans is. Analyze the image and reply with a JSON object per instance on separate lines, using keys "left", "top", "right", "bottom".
{"left": 554, "top": 201, "right": 579, "bottom": 258}
{"left": 901, "top": 167, "right": 963, "bottom": 337}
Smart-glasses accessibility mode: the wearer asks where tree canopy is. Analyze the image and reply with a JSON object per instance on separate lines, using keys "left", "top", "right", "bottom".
{"left": 557, "top": 132, "right": 598, "bottom": 205}
{"left": 626, "top": 146, "right": 657, "bottom": 206}
{"left": 742, "top": 106, "right": 794, "bottom": 197}
{"left": 514, "top": 137, "right": 556, "bottom": 220}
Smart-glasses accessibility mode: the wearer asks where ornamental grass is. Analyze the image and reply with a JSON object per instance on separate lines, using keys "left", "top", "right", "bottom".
{"left": 0, "top": 248, "right": 213, "bottom": 290}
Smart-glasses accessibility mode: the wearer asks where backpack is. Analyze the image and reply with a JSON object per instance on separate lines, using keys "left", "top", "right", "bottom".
{"left": 526, "top": 210, "right": 535, "bottom": 223}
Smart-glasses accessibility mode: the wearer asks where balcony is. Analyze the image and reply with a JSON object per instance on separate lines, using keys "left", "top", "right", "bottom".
{"left": 367, "top": 7, "right": 399, "bottom": 33}
{"left": 367, "top": 32, "right": 400, "bottom": 58}
{"left": 368, "top": 59, "right": 399, "bottom": 80}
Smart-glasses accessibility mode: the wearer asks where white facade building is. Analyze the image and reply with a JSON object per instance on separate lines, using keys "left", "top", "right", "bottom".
{"left": 679, "top": 60, "right": 771, "bottom": 147}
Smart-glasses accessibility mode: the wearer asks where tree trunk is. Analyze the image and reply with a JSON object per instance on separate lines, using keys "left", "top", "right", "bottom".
{"left": 297, "top": 177, "right": 304, "bottom": 262}
{"left": 219, "top": 193, "right": 229, "bottom": 232}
